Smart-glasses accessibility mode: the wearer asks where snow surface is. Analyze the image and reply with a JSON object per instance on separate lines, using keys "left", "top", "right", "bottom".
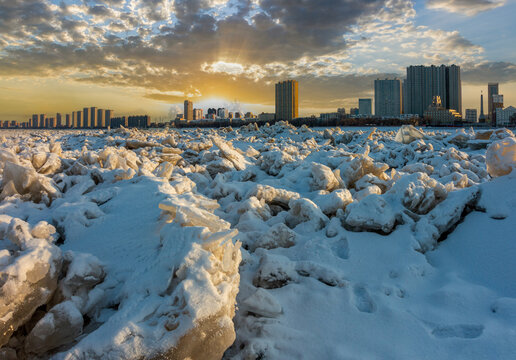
{"left": 0, "top": 124, "right": 515, "bottom": 359}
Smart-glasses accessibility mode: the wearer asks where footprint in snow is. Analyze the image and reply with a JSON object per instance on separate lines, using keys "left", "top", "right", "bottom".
{"left": 431, "top": 324, "right": 484, "bottom": 339}
{"left": 353, "top": 284, "right": 376, "bottom": 313}
{"left": 332, "top": 236, "right": 349, "bottom": 260}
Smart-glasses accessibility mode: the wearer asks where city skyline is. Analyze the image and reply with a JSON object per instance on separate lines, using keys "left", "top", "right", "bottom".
{"left": 1, "top": 0, "right": 516, "bottom": 122}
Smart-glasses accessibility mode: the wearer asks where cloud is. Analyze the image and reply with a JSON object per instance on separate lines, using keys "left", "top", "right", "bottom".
{"left": 462, "top": 61, "right": 516, "bottom": 83}
{"left": 0, "top": 0, "right": 494, "bottom": 114}
{"left": 426, "top": 0, "right": 505, "bottom": 16}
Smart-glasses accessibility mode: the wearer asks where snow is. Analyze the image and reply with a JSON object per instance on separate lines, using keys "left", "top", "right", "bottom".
{"left": 0, "top": 125, "right": 515, "bottom": 359}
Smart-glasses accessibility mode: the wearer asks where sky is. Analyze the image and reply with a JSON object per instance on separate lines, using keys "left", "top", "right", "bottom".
{"left": 1, "top": 0, "right": 516, "bottom": 122}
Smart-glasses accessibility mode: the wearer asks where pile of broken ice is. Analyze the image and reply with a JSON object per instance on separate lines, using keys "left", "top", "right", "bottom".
{"left": 0, "top": 124, "right": 514, "bottom": 359}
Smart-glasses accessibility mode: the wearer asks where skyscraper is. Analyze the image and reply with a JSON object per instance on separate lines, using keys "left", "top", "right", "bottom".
{"left": 275, "top": 80, "right": 299, "bottom": 121}
{"left": 358, "top": 98, "right": 372, "bottom": 116}
{"left": 404, "top": 65, "right": 462, "bottom": 117}
{"left": 487, "top": 83, "right": 499, "bottom": 124}
{"left": 184, "top": 100, "right": 193, "bottom": 121}
{"left": 90, "top": 107, "right": 98, "bottom": 128}
{"left": 374, "top": 79, "right": 402, "bottom": 117}
{"left": 97, "top": 108, "right": 104, "bottom": 128}
{"left": 105, "top": 110, "right": 113, "bottom": 128}
{"left": 83, "top": 107, "right": 89, "bottom": 128}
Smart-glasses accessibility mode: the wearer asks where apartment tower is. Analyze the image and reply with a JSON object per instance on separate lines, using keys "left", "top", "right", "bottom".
{"left": 404, "top": 65, "right": 462, "bottom": 117}
{"left": 374, "top": 79, "right": 402, "bottom": 117}
{"left": 275, "top": 80, "right": 299, "bottom": 121}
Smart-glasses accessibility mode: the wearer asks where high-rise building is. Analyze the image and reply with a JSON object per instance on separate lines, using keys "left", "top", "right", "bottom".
{"left": 404, "top": 65, "right": 462, "bottom": 117}
{"left": 275, "top": 80, "right": 299, "bottom": 121}
{"left": 193, "top": 108, "right": 203, "bottom": 120}
{"left": 97, "top": 109, "right": 105, "bottom": 128}
{"left": 487, "top": 83, "right": 499, "bottom": 123}
{"left": 492, "top": 94, "right": 503, "bottom": 124}
{"left": 83, "top": 107, "right": 89, "bottom": 128}
{"left": 479, "top": 92, "right": 486, "bottom": 123}
{"left": 90, "top": 107, "right": 97, "bottom": 128}
{"left": 465, "top": 109, "right": 477, "bottom": 123}
{"left": 105, "top": 110, "right": 113, "bottom": 128}
{"left": 184, "top": 100, "right": 193, "bottom": 121}
{"left": 358, "top": 98, "right": 372, "bottom": 116}
{"left": 374, "top": 79, "right": 401, "bottom": 117}
{"left": 31, "top": 114, "right": 38, "bottom": 128}
{"left": 496, "top": 106, "right": 516, "bottom": 126}
{"left": 217, "top": 108, "right": 228, "bottom": 119}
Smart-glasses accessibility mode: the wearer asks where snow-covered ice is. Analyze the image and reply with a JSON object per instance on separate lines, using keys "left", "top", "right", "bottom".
{"left": 0, "top": 124, "right": 515, "bottom": 359}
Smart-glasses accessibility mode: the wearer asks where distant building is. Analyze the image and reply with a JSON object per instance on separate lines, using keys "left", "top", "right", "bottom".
{"left": 97, "top": 109, "right": 104, "bottom": 127}
{"left": 193, "top": 108, "right": 203, "bottom": 120}
{"left": 358, "top": 98, "right": 372, "bottom": 116}
{"left": 492, "top": 94, "right": 503, "bottom": 125}
{"left": 105, "top": 110, "right": 113, "bottom": 128}
{"left": 496, "top": 106, "right": 516, "bottom": 126}
{"left": 217, "top": 108, "right": 228, "bottom": 119}
{"left": 31, "top": 114, "right": 38, "bottom": 128}
{"left": 258, "top": 113, "right": 275, "bottom": 122}
{"left": 479, "top": 92, "right": 486, "bottom": 123}
{"left": 424, "top": 96, "right": 461, "bottom": 125}
{"left": 110, "top": 116, "right": 127, "bottom": 128}
{"left": 465, "top": 109, "right": 477, "bottom": 123}
{"left": 488, "top": 83, "right": 499, "bottom": 124}
{"left": 404, "top": 65, "right": 462, "bottom": 117}
{"left": 82, "top": 107, "right": 89, "bottom": 128}
{"left": 89, "top": 107, "right": 97, "bottom": 128}
{"left": 275, "top": 80, "right": 299, "bottom": 121}
{"left": 127, "top": 115, "right": 150, "bottom": 128}
{"left": 320, "top": 112, "right": 340, "bottom": 121}
{"left": 374, "top": 79, "right": 401, "bottom": 117}
{"left": 184, "top": 100, "right": 193, "bottom": 122}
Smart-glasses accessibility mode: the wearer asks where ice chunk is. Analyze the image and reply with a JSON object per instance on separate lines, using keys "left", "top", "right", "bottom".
{"left": 486, "top": 137, "right": 516, "bottom": 177}
{"left": 344, "top": 194, "right": 399, "bottom": 233}
{"left": 0, "top": 161, "right": 60, "bottom": 204}
{"left": 285, "top": 198, "right": 328, "bottom": 231}
{"left": 0, "top": 219, "right": 62, "bottom": 347}
{"left": 212, "top": 137, "right": 249, "bottom": 171}
{"left": 414, "top": 187, "right": 480, "bottom": 252}
{"left": 313, "top": 189, "right": 353, "bottom": 215}
{"left": 395, "top": 125, "right": 426, "bottom": 144}
{"left": 257, "top": 150, "right": 295, "bottom": 175}
{"left": 242, "top": 288, "right": 282, "bottom": 318}
{"left": 311, "top": 162, "right": 340, "bottom": 191}
{"left": 248, "top": 184, "right": 300, "bottom": 208}
{"left": 338, "top": 154, "right": 389, "bottom": 188}
{"left": 25, "top": 301, "right": 83, "bottom": 354}
{"left": 253, "top": 253, "right": 298, "bottom": 289}
{"left": 387, "top": 172, "right": 447, "bottom": 214}
{"left": 250, "top": 223, "right": 296, "bottom": 251}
